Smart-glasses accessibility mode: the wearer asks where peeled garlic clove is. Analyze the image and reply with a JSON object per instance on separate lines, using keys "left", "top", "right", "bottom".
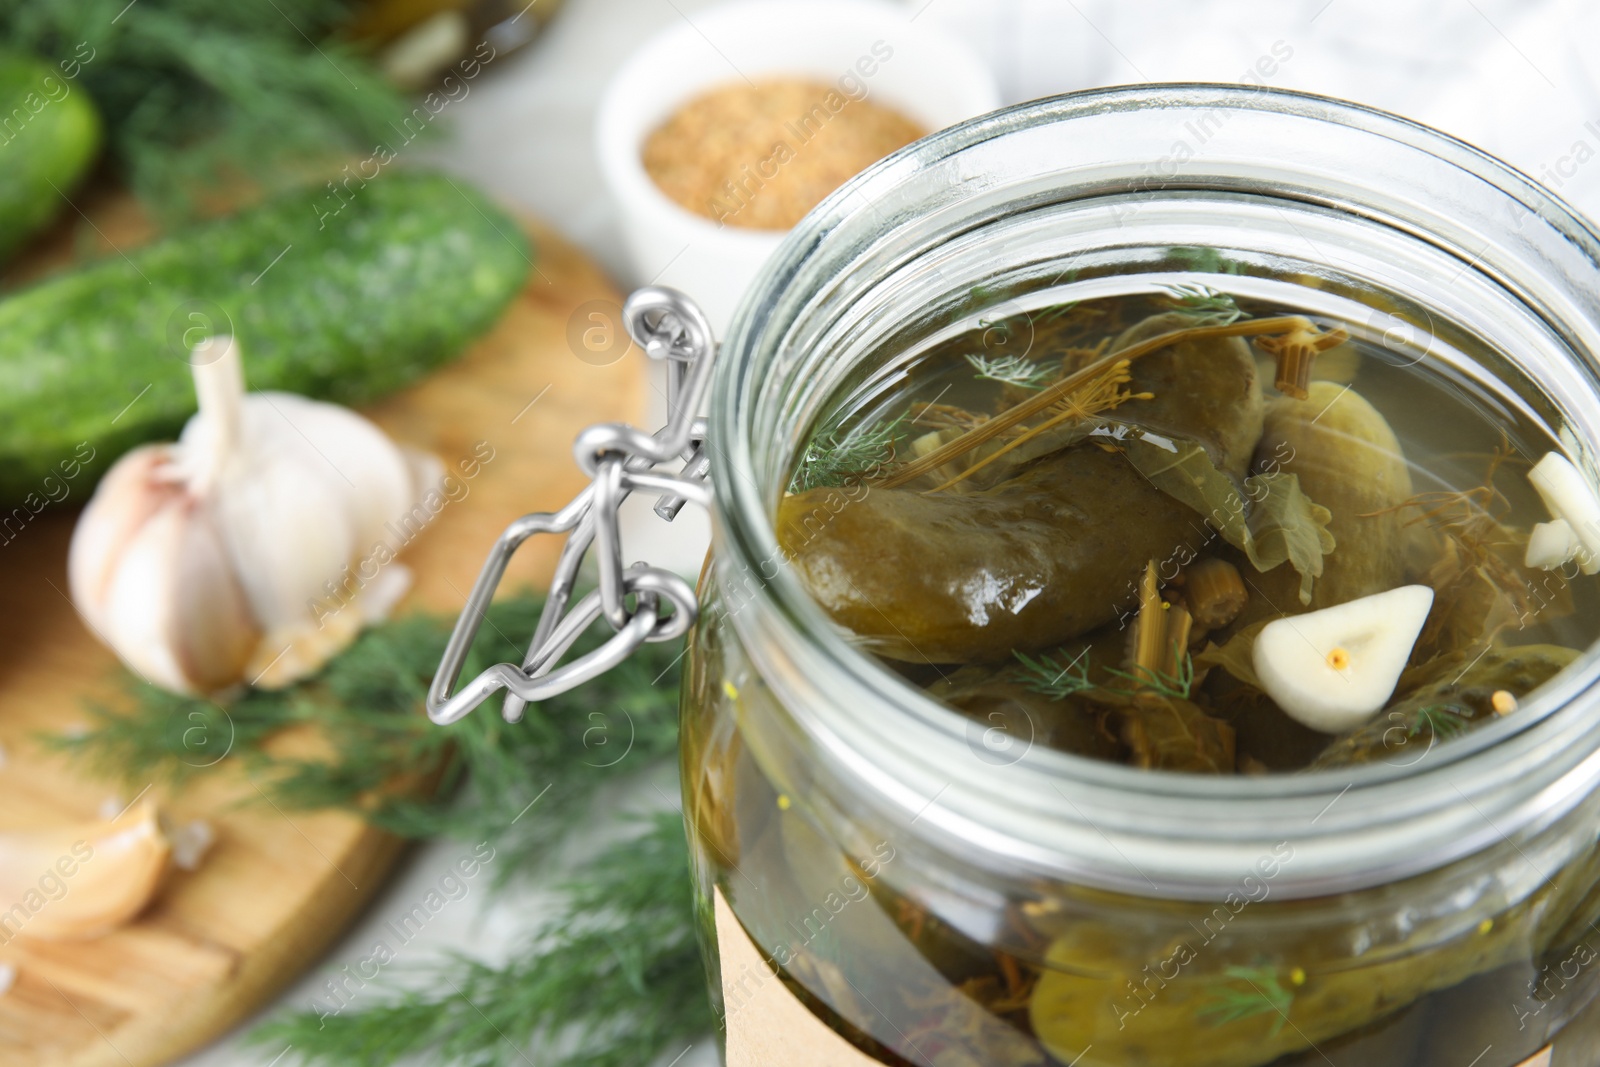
{"left": 1526, "top": 518, "right": 1585, "bottom": 571}
{"left": 0, "top": 802, "right": 171, "bottom": 941}
{"left": 1529, "top": 452, "right": 1600, "bottom": 565}
{"left": 1252, "top": 585, "right": 1435, "bottom": 734}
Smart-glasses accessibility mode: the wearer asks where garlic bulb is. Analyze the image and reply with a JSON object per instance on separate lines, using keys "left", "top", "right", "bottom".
{"left": 70, "top": 335, "right": 441, "bottom": 694}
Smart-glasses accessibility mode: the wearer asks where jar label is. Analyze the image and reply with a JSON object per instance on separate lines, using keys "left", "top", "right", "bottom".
{"left": 1513, "top": 1049, "right": 1551, "bottom": 1067}
{"left": 715, "top": 887, "right": 879, "bottom": 1066}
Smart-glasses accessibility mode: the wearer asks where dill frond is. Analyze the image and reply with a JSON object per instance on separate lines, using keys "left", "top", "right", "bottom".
{"left": 1168, "top": 247, "right": 1242, "bottom": 275}
{"left": 1198, "top": 965, "right": 1296, "bottom": 1035}
{"left": 1105, "top": 653, "right": 1196, "bottom": 702}
{"left": 249, "top": 813, "right": 713, "bottom": 1067}
{"left": 2, "top": 0, "right": 412, "bottom": 221}
{"left": 790, "top": 414, "right": 907, "bottom": 492}
{"left": 879, "top": 315, "right": 1318, "bottom": 491}
{"left": 1159, "top": 283, "right": 1247, "bottom": 326}
{"left": 966, "top": 353, "right": 1059, "bottom": 391}
{"left": 1409, "top": 703, "right": 1472, "bottom": 741}
{"left": 1013, "top": 650, "right": 1096, "bottom": 700}
{"left": 923, "top": 358, "right": 1149, "bottom": 493}
{"left": 45, "top": 593, "right": 686, "bottom": 884}
{"left": 1031, "top": 300, "right": 1080, "bottom": 327}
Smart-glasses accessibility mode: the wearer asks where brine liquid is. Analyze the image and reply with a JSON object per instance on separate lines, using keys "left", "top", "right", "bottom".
{"left": 685, "top": 709, "right": 1600, "bottom": 1067}
{"left": 777, "top": 286, "right": 1600, "bottom": 774}
{"left": 682, "top": 280, "right": 1600, "bottom": 1067}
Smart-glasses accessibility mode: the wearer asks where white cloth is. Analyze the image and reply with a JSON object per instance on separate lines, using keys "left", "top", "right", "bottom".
{"left": 916, "top": 0, "right": 1600, "bottom": 221}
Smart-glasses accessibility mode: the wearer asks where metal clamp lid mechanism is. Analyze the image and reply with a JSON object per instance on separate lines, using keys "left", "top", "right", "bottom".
{"left": 426, "top": 287, "right": 716, "bottom": 726}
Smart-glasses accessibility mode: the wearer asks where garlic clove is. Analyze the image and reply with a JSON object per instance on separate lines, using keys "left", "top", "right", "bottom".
{"left": 1529, "top": 452, "right": 1600, "bottom": 568}
{"left": 97, "top": 499, "right": 203, "bottom": 694}
{"left": 0, "top": 802, "right": 171, "bottom": 941}
{"left": 68, "top": 444, "right": 180, "bottom": 638}
{"left": 1252, "top": 584, "right": 1435, "bottom": 734}
{"left": 210, "top": 440, "right": 357, "bottom": 636}
{"left": 167, "top": 501, "right": 262, "bottom": 692}
{"left": 238, "top": 391, "right": 424, "bottom": 553}
{"left": 1526, "top": 518, "right": 1587, "bottom": 571}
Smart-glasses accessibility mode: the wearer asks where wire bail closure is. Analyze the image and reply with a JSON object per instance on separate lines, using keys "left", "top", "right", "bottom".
{"left": 426, "top": 287, "right": 716, "bottom": 726}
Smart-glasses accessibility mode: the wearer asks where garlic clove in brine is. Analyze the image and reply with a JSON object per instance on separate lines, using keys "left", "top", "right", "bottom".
{"left": 1252, "top": 584, "right": 1435, "bottom": 734}
{"left": 1527, "top": 453, "right": 1600, "bottom": 574}
{"left": 70, "top": 335, "right": 441, "bottom": 695}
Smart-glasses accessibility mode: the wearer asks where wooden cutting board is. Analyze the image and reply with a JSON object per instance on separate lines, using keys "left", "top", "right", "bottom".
{"left": 0, "top": 191, "right": 646, "bottom": 1067}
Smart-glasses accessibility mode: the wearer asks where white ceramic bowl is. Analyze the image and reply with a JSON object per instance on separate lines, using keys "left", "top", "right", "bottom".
{"left": 596, "top": 0, "right": 1001, "bottom": 334}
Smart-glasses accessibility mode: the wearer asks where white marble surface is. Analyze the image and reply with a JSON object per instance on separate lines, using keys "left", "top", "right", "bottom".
{"left": 176, "top": 0, "right": 1599, "bottom": 1062}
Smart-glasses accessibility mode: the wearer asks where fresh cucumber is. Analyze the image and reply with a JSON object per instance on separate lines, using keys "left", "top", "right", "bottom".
{"left": 0, "top": 171, "right": 531, "bottom": 506}
{"left": 0, "top": 52, "right": 102, "bottom": 264}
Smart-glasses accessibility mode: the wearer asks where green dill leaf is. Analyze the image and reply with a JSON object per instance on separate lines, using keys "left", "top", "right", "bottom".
{"left": 1198, "top": 965, "right": 1295, "bottom": 1035}
{"left": 2, "top": 0, "right": 413, "bottom": 221}
{"left": 1105, "top": 647, "right": 1195, "bottom": 700}
{"left": 248, "top": 813, "right": 713, "bottom": 1067}
{"left": 45, "top": 592, "right": 686, "bottom": 885}
{"left": 1012, "top": 649, "right": 1096, "bottom": 700}
{"left": 1409, "top": 703, "right": 1472, "bottom": 741}
{"left": 1030, "top": 300, "right": 1080, "bottom": 327}
{"left": 1166, "top": 247, "right": 1242, "bottom": 276}
{"left": 966, "top": 353, "right": 1059, "bottom": 391}
{"left": 789, "top": 414, "right": 906, "bottom": 492}
{"left": 1158, "top": 282, "right": 1247, "bottom": 326}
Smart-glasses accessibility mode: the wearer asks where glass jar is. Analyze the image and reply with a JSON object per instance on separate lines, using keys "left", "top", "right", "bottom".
{"left": 681, "top": 86, "right": 1600, "bottom": 1067}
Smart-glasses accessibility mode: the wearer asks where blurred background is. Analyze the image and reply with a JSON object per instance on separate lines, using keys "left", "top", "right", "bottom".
{"left": 0, "top": 1, "right": 1597, "bottom": 1065}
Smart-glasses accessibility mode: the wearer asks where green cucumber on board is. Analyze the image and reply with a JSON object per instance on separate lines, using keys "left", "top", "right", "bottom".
{"left": 0, "top": 171, "right": 531, "bottom": 509}
{"left": 0, "top": 51, "right": 102, "bottom": 264}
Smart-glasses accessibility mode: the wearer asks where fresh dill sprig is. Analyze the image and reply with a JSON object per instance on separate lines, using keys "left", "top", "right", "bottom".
{"left": 1198, "top": 965, "right": 1297, "bottom": 1035}
{"left": 249, "top": 813, "right": 714, "bottom": 1067}
{"left": 1167, "top": 247, "right": 1242, "bottom": 276}
{"left": 1013, "top": 645, "right": 1196, "bottom": 703}
{"left": 1105, "top": 649, "right": 1196, "bottom": 701}
{"left": 1409, "top": 703, "right": 1472, "bottom": 741}
{"left": 3, "top": 0, "right": 413, "bottom": 221}
{"left": 1031, "top": 300, "right": 1080, "bottom": 327}
{"left": 45, "top": 592, "right": 685, "bottom": 884}
{"left": 1159, "top": 283, "right": 1247, "bottom": 326}
{"left": 1012, "top": 649, "right": 1096, "bottom": 700}
{"left": 966, "top": 352, "right": 1060, "bottom": 391}
{"left": 790, "top": 414, "right": 906, "bottom": 492}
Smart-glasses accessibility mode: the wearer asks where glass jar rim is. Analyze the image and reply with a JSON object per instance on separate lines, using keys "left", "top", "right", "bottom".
{"left": 709, "top": 83, "right": 1600, "bottom": 898}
